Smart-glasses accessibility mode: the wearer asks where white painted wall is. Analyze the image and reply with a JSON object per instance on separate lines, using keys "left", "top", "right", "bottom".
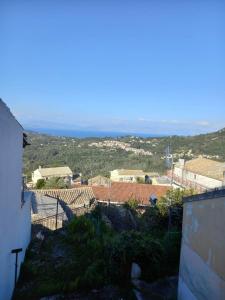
{"left": 174, "top": 166, "right": 222, "bottom": 190}
{"left": 0, "top": 100, "right": 31, "bottom": 300}
{"left": 32, "top": 169, "right": 42, "bottom": 184}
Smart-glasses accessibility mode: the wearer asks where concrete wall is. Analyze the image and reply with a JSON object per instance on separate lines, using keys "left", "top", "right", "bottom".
{"left": 0, "top": 101, "right": 31, "bottom": 300}
{"left": 178, "top": 194, "right": 225, "bottom": 300}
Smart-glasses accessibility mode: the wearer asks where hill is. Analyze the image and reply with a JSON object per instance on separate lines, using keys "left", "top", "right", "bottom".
{"left": 23, "top": 128, "right": 225, "bottom": 180}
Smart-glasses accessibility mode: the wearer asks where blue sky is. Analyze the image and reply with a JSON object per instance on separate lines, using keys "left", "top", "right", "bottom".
{"left": 1, "top": 0, "right": 225, "bottom": 135}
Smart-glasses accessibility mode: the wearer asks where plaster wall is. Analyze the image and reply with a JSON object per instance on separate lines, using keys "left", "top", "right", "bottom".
{"left": 0, "top": 101, "right": 31, "bottom": 300}
{"left": 178, "top": 196, "right": 225, "bottom": 300}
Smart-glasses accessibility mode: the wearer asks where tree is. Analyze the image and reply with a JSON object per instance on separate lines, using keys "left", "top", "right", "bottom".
{"left": 36, "top": 179, "right": 45, "bottom": 189}
{"left": 44, "top": 177, "right": 68, "bottom": 189}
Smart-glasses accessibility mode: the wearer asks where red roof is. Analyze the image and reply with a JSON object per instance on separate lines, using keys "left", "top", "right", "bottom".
{"left": 92, "top": 182, "right": 170, "bottom": 206}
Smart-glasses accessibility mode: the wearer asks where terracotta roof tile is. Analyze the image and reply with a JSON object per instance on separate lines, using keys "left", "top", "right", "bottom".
{"left": 92, "top": 182, "right": 170, "bottom": 205}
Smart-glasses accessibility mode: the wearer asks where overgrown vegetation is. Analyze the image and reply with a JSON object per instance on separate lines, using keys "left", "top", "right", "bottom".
{"left": 36, "top": 177, "right": 69, "bottom": 189}
{"left": 14, "top": 189, "right": 191, "bottom": 299}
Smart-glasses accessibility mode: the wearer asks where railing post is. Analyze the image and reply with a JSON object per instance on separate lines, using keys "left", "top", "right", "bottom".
{"left": 55, "top": 196, "right": 59, "bottom": 230}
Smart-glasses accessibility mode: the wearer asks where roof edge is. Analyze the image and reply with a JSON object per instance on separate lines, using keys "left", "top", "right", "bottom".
{"left": 183, "top": 187, "right": 225, "bottom": 203}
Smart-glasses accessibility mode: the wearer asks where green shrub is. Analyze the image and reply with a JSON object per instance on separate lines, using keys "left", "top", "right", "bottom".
{"left": 36, "top": 179, "right": 45, "bottom": 189}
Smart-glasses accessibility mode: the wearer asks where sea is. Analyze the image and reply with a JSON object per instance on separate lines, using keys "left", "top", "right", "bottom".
{"left": 26, "top": 128, "right": 165, "bottom": 139}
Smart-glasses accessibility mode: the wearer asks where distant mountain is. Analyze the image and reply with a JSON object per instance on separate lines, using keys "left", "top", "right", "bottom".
{"left": 23, "top": 128, "right": 225, "bottom": 180}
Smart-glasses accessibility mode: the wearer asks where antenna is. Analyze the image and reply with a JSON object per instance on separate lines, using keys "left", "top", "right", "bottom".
{"left": 165, "top": 142, "right": 174, "bottom": 186}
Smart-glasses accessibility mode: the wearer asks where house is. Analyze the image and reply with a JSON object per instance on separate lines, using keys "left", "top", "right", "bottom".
{"left": 0, "top": 99, "right": 32, "bottom": 300}
{"left": 88, "top": 175, "right": 111, "bottom": 186}
{"left": 172, "top": 157, "right": 225, "bottom": 192}
{"left": 110, "top": 169, "right": 159, "bottom": 183}
{"left": 32, "top": 166, "right": 73, "bottom": 184}
{"left": 92, "top": 182, "right": 170, "bottom": 206}
{"left": 178, "top": 188, "right": 225, "bottom": 299}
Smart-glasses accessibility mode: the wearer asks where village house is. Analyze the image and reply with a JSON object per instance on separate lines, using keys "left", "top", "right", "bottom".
{"left": 172, "top": 157, "right": 225, "bottom": 192}
{"left": 88, "top": 175, "right": 111, "bottom": 186}
{"left": 32, "top": 165, "right": 73, "bottom": 184}
{"left": 110, "top": 169, "right": 159, "bottom": 183}
{"left": 178, "top": 188, "right": 225, "bottom": 299}
{"left": 92, "top": 182, "right": 170, "bottom": 206}
{"left": 0, "top": 99, "right": 32, "bottom": 300}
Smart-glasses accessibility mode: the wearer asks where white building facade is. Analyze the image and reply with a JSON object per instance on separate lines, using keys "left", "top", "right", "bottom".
{"left": 172, "top": 158, "right": 225, "bottom": 192}
{"left": 110, "top": 169, "right": 158, "bottom": 183}
{"left": 0, "top": 100, "right": 31, "bottom": 300}
{"left": 32, "top": 166, "right": 73, "bottom": 184}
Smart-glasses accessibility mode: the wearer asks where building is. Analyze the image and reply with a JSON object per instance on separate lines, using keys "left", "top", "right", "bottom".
{"left": 88, "top": 175, "right": 111, "bottom": 186}
{"left": 172, "top": 157, "right": 225, "bottom": 192}
{"left": 178, "top": 188, "right": 225, "bottom": 300}
{"left": 32, "top": 166, "right": 73, "bottom": 184}
{"left": 92, "top": 182, "right": 170, "bottom": 206}
{"left": 0, "top": 99, "right": 32, "bottom": 300}
{"left": 110, "top": 169, "right": 159, "bottom": 183}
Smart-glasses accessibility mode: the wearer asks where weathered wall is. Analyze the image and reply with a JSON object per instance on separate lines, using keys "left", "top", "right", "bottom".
{"left": 0, "top": 101, "right": 31, "bottom": 300}
{"left": 178, "top": 195, "right": 225, "bottom": 300}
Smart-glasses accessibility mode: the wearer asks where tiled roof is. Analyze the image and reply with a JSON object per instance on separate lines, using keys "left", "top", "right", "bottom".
{"left": 32, "top": 187, "right": 95, "bottom": 209}
{"left": 92, "top": 182, "right": 170, "bottom": 205}
{"left": 37, "top": 166, "right": 73, "bottom": 177}
{"left": 31, "top": 194, "right": 66, "bottom": 220}
{"left": 184, "top": 157, "right": 225, "bottom": 181}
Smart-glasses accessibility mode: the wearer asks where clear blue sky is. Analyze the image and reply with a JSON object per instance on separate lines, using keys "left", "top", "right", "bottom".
{"left": 1, "top": 0, "right": 225, "bottom": 135}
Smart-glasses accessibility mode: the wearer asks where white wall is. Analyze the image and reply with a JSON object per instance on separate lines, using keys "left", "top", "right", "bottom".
{"left": 174, "top": 166, "right": 222, "bottom": 190}
{"left": 0, "top": 101, "right": 31, "bottom": 300}
{"left": 32, "top": 169, "right": 42, "bottom": 184}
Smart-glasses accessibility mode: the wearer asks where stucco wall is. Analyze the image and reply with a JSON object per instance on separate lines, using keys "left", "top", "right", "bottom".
{"left": 178, "top": 196, "right": 225, "bottom": 300}
{"left": 0, "top": 101, "right": 31, "bottom": 300}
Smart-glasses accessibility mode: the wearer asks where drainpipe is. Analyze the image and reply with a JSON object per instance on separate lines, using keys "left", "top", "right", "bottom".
{"left": 11, "top": 248, "right": 22, "bottom": 289}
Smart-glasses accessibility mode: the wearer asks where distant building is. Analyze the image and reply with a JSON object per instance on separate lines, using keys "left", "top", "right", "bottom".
{"left": 92, "top": 182, "right": 170, "bottom": 206}
{"left": 88, "top": 175, "right": 111, "bottom": 186}
{"left": 178, "top": 188, "right": 225, "bottom": 299}
{"left": 172, "top": 157, "right": 225, "bottom": 192}
{"left": 0, "top": 99, "right": 32, "bottom": 300}
{"left": 152, "top": 176, "right": 171, "bottom": 186}
{"left": 32, "top": 166, "right": 73, "bottom": 184}
{"left": 110, "top": 169, "right": 159, "bottom": 183}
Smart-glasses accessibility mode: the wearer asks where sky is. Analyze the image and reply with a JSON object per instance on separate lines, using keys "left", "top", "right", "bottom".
{"left": 1, "top": 0, "right": 225, "bottom": 135}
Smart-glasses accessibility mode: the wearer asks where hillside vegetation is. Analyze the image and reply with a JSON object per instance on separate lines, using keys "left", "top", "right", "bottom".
{"left": 23, "top": 129, "right": 225, "bottom": 179}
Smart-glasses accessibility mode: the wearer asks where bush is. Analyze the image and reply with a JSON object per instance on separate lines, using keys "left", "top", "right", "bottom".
{"left": 36, "top": 179, "right": 45, "bottom": 189}
{"left": 123, "top": 198, "right": 139, "bottom": 211}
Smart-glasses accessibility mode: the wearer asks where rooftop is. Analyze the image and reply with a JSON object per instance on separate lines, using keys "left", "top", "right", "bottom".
{"left": 92, "top": 182, "right": 170, "bottom": 206}
{"left": 36, "top": 166, "right": 73, "bottom": 177}
{"left": 183, "top": 157, "right": 225, "bottom": 181}
{"left": 32, "top": 187, "right": 95, "bottom": 209}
